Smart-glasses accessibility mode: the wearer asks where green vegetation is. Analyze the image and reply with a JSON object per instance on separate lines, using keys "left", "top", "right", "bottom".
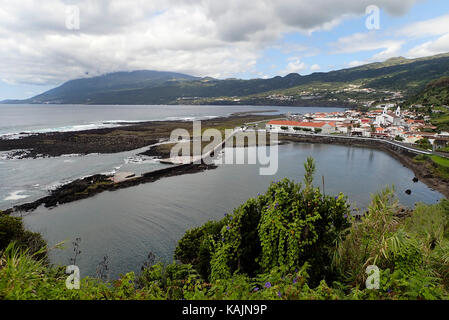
{"left": 0, "top": 212, "right": 46, "bottom": 261}
{"left": 410, "top": 77, "right": 449, "bottom": 106}
{"left": 416, "top": 138, "right": 432, "bottom": 151}
{"left": 408, "top": 77, "right": 449, "bottom": 132}
{"left": 1, "top": 159, "right": 449, "bottom": 300}
{"left": 7, "top": 53, "right": 449, "bottom": 106}
{"left": 414, "top": 154, "right": 449, "bottom": 180}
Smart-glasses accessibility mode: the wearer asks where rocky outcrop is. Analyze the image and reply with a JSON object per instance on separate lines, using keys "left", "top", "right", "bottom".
{"left": 4, "top": 163, "right": 217, "bottom": 214}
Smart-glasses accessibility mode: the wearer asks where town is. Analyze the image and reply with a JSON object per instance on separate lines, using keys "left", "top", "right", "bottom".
{"left": 265, "top": 104, "right": 449, "bottom": 153}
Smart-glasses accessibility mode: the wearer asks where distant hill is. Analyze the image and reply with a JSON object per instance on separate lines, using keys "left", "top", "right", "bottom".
{"left": 3, "top": 70, "right": 199, "bottom": 104}
{"left": 4, "top": 53, "right": 449, "bottom": 105}
{"left": 409, "top": 77, "right": 449, "bottom": 106}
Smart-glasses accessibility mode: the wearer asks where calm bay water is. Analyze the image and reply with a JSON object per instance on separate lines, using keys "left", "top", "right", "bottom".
{"left": 23, "top": 143, "right": 443, "bottom": 279}
{"left": 0, "top": 104, "right": 444, "bottom": 279}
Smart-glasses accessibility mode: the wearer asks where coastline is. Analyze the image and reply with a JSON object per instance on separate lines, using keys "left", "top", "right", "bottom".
{"left": 3, "top": 163, "right": 216, "bottom": 214}
{"left": 0, "top": 114, "right": 279, "bottom": 159}
{"left": 4, "top": 134, "right": 448, "bottom": 215}
{"left": 2, "top": 115, "right": 448, "bottom": 214}
{"left": 278, "top": 135, "right": 449, "bottom": 198}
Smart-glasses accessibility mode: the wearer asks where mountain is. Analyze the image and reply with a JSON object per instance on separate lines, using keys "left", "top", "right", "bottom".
{"left": 4, "top": 53, "right": 449, "bottom": 105}
{"left": 3, "top": 70, "right": 199, "bottom": 104}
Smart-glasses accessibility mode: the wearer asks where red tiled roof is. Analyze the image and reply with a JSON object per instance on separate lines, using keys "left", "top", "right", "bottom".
{"left": 267, "top": 120, "right": 302, "bottom": 126}
{"left": 267, "top": 120, "right": 335, "bottom": 128}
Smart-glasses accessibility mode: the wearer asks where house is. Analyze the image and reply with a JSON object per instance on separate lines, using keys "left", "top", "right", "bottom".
{"left": 336, "top": 123, "right": 353, "bottom": 134}
{"left": 433, "top": 137, "right": 449, "bottom": 150}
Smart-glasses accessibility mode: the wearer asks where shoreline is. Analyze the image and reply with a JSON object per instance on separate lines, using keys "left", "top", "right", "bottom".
{"left": 0, "top": 114, "right": 279, "bottom": 159}
{"left": 278, "top": 135, "right": 449, "bottom": 198}
{"left": 3, "top": 135, "right": 448, "bottom": 215}
{"left": 2, "top": 116, "right": 448, "bottom": 214}
{"left": 3, "top": 163, "right": 216, "bottom": 214}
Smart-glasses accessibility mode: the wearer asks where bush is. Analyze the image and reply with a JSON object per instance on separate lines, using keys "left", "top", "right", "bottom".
{"left": 207, "top": 157, "right": 351, "bottom": 284}
{"left": 174, "top": 220, "right": 225, "bottom": 280}
{"left": 0, "top": 215, "right": 46, "bottom": 260}
{"left": 334, "top": 187, "right": 403, "bottom": 286}
{"left": 417, "top": 138, "right": 432, "bottom": 150}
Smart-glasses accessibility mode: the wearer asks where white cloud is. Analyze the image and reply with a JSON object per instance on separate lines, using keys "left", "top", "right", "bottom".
{"left": 280, "top": 58, "right": 307, "bottom": 75}
{"left": 399, "top": 14, "right": 449, "bottom": 38}
{"left": 400, "top": 14, "right": 449, "bottom": 58}
{"left": 331, "top": 32, "right": 404, "bottom": 56}
{"left": 310, "top": 64, "right": 321, "bottom": 71}
{"left": 0, "top": 0, "right": 419, "bottom": 85}
{"left": 331, "top": 31, "right": 404, "bottom": 67}
{"left": 408, "top": 33, "right": 449, "bottom": 58}
{"left": 347, "top": 60, "right": 365, "bottom": 67}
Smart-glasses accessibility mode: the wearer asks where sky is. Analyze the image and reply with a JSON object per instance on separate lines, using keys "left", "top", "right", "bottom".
{"left": 1, "top": 0, "right": 449, "bottom": 100}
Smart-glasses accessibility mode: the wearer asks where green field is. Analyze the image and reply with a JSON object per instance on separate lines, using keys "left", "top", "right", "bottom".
{"left": 431, "top": 155, "right": 449, "bottom": 168}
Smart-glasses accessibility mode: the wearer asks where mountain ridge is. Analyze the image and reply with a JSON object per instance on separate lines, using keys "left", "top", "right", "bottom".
{"left": 4, "top": 52, "right": 449, "bottom": 106}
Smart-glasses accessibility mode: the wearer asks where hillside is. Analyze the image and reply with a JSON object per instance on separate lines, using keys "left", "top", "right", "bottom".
{"left": 407, "top": 77, "right": 449, "bottom": 132}
{"left": 409, "top": 77, "right": 449, "bottom": 106}
{"left": 4, "top": 53, "right": 449, "bottom": 105}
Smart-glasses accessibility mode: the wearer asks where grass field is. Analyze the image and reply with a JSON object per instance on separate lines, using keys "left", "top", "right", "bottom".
{"left": 430, "top": 155, "right": 449, "bottom": 167}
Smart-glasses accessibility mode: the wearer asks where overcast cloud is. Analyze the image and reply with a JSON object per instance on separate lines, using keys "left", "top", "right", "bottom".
{"left": 0, "top": 0, "right": 422, "bottom": 86}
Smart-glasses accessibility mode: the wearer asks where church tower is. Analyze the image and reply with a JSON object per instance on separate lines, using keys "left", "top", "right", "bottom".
{"left": 395, "top": 106, "right": 401, "bottom": 117}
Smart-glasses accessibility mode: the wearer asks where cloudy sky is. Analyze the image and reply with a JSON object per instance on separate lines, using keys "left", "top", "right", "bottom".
{"left": 1, "top": 0, "right": 449, "bottom": 99}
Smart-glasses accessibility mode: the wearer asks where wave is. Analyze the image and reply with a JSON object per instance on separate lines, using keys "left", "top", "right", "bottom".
{"left": 0, "top": 116, "right": 221, "bottom": 140}
{"left": 3, "top": 190, "right": 30, "bottom": 201}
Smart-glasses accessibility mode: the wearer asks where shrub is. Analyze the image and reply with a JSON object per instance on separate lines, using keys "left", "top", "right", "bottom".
{"left": 208, "top": 157, "right": 351, "bottom": 284}
{"left": 333, "top": 187, "right": 403, "bottom": 286}
{"left": 174, "top": 220, "right": 225, "bottom": 280}
{"left": 0, "top": 215, "right": 46, "bottom": 260}
{"left": 417, "top": 138, "right": 432, "bottom": 150}
{"left": 404, "top": 202, "right": 448, "bottom": 249}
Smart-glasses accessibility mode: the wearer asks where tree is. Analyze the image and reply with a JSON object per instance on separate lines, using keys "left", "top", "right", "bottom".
{"left": 417, "top": 138, "right": 432, "bottom": 150}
